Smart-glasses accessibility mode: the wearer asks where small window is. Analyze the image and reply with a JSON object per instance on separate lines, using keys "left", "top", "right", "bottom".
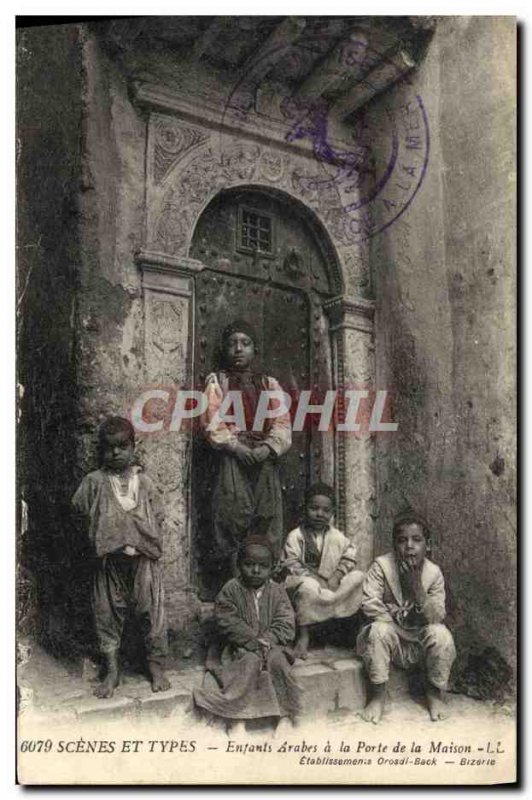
{"left": 238, "top": 207, "right": 274, "bottom": 256}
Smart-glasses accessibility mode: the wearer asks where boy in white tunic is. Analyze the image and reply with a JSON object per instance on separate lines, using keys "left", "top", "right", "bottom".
{"left": 357, "top": 509, "right": 456, "bottom": 723}
{"left": 282, "top": 483, "right": 365, "bottom": 659}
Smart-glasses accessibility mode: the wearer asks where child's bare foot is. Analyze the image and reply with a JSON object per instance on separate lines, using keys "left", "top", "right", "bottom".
{"left": 94, "top": 674, "right": 119, "bottom": 699}
{"left": 293, "top": 626, "right": 310, "bottom": 660}
{"left": 226, "top": 720, "right": 246, "bottom": 738}
{"left": 94, "top": 654, "right": 119, "bottom": 699}
{"left": 149, "top": 665, "right": 171, "bottom": 693}
{"left": 273, "top": 717, "right": 294, "bottom": 739}
{"left": 360, "top": 683, "right": 386, "bottom": 724}
{"left": 426, "top": 685, "right": 449, "bottom": 721}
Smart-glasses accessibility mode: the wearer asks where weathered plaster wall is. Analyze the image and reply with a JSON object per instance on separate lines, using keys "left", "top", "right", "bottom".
{"left": 370, "top": 17, "right": 516, "bottom": 667}
{"left": 17, "top": 24, "right": 83, "bottom": 652}
{"left": 76, "top": 29, "right": 146, "bottom": 455}
{"left": 77, "top": 32, "right": 201, "bottom": 639}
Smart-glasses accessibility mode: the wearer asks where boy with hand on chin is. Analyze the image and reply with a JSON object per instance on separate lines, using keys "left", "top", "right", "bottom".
{"left": 357, "top": 508, "right": 456, "bottom": 724}
{"left": 72, "top": 416, "right": 171, "bottom": 699}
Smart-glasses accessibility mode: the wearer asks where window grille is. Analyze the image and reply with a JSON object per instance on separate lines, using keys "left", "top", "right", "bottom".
{"left": 238, "top": 207, "right": 273, "bottom": 255}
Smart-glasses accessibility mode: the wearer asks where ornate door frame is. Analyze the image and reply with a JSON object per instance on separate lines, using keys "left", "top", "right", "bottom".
{"left": 135, "top": 96, "right": 376, "bottom": 625}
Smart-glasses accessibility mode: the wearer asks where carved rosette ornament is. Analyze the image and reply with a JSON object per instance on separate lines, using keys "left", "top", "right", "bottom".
{"left": 152, "top": 116, "right": 211, "bottom": 184}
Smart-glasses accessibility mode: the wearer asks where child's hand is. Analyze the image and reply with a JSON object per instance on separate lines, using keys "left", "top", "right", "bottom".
{"left": 233, "top": 443, "right": 256, "bottom": 466}
{"left": 399, "top": 559, "right": 425, "bottom": 602}
{"left": 327, "top": 573, "right": 342, "bottom": 592}
{"left": 249, "top": 445, "right": 271, "bottom": 464}
{"left": 393, "top": 601, "right": 415, "bottom": 624}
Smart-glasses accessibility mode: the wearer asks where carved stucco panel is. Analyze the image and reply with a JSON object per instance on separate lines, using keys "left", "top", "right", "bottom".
{"left": 142, "top": 433, "right": 192, "bottom": 626}
{"left": 344, "top": 434, "right": 375, "bottom": 569}
{"left": 338, "top": 326, "right": 375, "bottom": 565}
{"left": 145, "top": 293, "right": 188, "bottom": 385}
{"left": 143, "top": 288, "right": 194, "bottom": 623}
{"left": 344, "top": 327, "right": 375, "bottom": 384}
{"left": 148, "top": 118, "right": 370, "bottom": 298}
{"left": 151, "top": 114, "right": 211, "bottom": 185}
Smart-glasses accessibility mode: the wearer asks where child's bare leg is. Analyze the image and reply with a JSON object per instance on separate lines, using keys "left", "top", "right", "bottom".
{"left": 425, "top": 683, "right": 449, "bottom": 721}
{"left": 420, "top": 624, "right": 455, "bottom": 720}
{"left": 293, "top": 626, "right": 310, "bottom": 659}
{"left": 361, "top": 682, "right": 386, "bottom": 724}
{"left": 149, "top": 662, "right": 171, "bottom": 693}
{"left": 94, "top": 652, "right": 119, "bottom": 699}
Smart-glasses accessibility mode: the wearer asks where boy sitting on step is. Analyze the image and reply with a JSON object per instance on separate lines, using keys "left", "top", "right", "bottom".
{"left": 193, "top": 537, "right": 301, "bottom": 737}
{"left": 282, "top": 482, "right": 365, "bottom": 660}
{"left": 357, "top": 508, "right": 456, "bottom": 723}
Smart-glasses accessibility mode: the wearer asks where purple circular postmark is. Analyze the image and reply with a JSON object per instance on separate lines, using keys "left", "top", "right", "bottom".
{"left": 221, "top": 27, "right": 430, "bottom": 243}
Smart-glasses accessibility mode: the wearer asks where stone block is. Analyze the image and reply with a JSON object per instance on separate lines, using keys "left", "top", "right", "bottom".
{"left": 308, "top": 646, "right": 354, "bottom": 667}
{"left": 171, "top": 670, "right": 204, "bottom": 692}
{"left": 293, "top": 663, "right": 338, "bottom": 715}
{"left": 330, "top": 658, "right": 366, "bottom": 710}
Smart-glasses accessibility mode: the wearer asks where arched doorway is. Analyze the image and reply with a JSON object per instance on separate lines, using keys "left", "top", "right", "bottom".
{"left": 189, "top": 187, "right": 341, "bottom": 599}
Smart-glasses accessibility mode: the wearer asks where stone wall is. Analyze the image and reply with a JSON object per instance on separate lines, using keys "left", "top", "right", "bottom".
{"left": 369, "top": 17, "right": 516, "bottom": 668}
{"left": 17, "top": 24, "right": 83, "bottom": 652}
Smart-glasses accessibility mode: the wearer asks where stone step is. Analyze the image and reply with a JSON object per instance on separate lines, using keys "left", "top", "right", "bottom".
{"left": 294, "top": 655, "right": 366, "bottom": 716}
{"left": 19, "top": 643, "right": 414, "bottom": 723}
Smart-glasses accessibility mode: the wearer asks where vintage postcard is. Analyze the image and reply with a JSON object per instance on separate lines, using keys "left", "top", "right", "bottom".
{"left": 16, "top": 13, "right": 516, "bottom": 785}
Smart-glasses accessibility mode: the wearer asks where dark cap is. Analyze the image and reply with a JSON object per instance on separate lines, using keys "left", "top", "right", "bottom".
{"left": 221, "top": 319, "right": 257, "bottom": 347}
{"left": 237, "top": 535, "right": 274, "bottom": 563}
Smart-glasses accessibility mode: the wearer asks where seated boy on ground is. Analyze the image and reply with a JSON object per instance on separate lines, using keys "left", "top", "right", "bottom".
{"left": 357, "top": 508, "right": 456, "bottom": 723}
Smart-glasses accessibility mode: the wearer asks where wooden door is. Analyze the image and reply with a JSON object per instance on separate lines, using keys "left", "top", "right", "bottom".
{"left": 190, "top": 189, "right": 333, "bottom": 599}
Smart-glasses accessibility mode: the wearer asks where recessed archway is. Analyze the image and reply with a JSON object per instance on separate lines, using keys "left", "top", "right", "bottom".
{"left": 188, "top": 186, "right": 342, "bottom": 598}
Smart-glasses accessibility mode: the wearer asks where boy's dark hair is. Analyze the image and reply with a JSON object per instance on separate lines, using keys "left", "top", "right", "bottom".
{"left": 98, "top": 416, "right": 135, "bottom": 461}
{"left": 392, "top": 507, "right": 431, "bottom": 542}
{"left": 305, "top": 481, "right": 336, "bottom": 508}
{"left": 237, "top": 535, "right": 274, "bottom": 565}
